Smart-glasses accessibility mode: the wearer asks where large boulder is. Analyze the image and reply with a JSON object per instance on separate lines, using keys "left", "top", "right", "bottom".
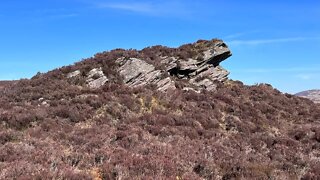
{"left": 166, "top": 40, "right": 231, "bottom": 78}
{"left": 86, "top": 68, "right": 108, "bottom": 89}
{"left": 66, "top": 70, "right": 81, "bottom": 78}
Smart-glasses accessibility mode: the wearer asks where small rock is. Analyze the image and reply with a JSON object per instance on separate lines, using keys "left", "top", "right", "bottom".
{"left": 207, "top": 41, "right": 232, "bottom": 65}
{"left": 76, "top": 94, "right": 99, "bottom": 99}
{"left": 87, "top": 68, "right": 105, "bottom": 80}
{"left": 86, "top": 68, "right": 108, "bottom": 89}
{"left": 183, "top": 87, "right": 201, "bottom": 93}
{"left": 203, "top": 49, "right": 214, "bottom": 61}
{"left": 88, "top": 76, "right": 108, "bottom": 89}
{"left": 67, "top": 70, "right": 81, "bottom": 78}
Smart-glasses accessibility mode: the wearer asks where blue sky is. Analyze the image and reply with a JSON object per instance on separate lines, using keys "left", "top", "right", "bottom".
{"left": 0, "top": 0, "right": 319, "bottom": 93}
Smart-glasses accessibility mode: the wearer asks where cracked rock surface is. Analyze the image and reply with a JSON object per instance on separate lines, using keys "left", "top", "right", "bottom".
{"left": 115, "top": 39, "right": 232, "bottom": 91}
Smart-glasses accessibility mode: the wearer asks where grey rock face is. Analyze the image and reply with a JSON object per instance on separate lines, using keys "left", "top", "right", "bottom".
{"left": 116, "top": 40, "right": 232, "bottom": 92}
{"left": 118, "top": 58, "right": 161, "bottom": 86}
{"left": 117, "top": 58, "right": 176, "bottom": 91}
{"left": 156, "top": 77, "right": 176, "bottom": 91}
{"left": 206, "top": 41, "right": 232, "bottom": 65}
{"left": 67, "top": 70, "right": 81, "bottom": 78}
{"left": 86, "top": 68, "right": 108, "bottom": 89}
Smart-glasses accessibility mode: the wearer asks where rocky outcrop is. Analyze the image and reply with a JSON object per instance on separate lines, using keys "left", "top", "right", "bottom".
{"left": 296, "top": 90, "right": 320, "bottom": 103}
{"left": 65, "top": 39, "right": 232, "bottom": 91}
{"left": 117, "top": 58, "right": 162, "bottom": 87}
{"left": 67, "top": 68, "right": 108, "bottom": 89}
{"left": 116, "top": 39, "right": 232, "bottom": 91}
{"left": 117, "top": 58, "right": 176, "bottom": 91}
{"left": 86, "top": 68, "right": 108, "bottom": 89}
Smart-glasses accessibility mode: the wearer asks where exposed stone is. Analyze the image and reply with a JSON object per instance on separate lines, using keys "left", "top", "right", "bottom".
{"left": 117, "top": 58, "right": 178, "bottom": 91}
{"left": 118, "top": 58, "right": 156, "bottom": 84}
{"left": 206, "top": 41, "right": 232, "bottom": 65}
{"left": 118, "top": 58, "right": 162, "bottom": 86}
{"left": 162, "top": 57, "right": 178, "bottom": 72}
{"left": 86, "top": 68, "right": 108, "bottom": 89}
{"left": 156, "top": 77, "right": 176, "bottom": 91}
{"left": 87, "top": 68, "right": 104, "bottom": 79}
{"left": 76, "top": 94, "right": 99, "bottom": 99}
{"left": 194, "top": 64, "right": 211, "bottom": 75}
{"left": 116, "top": 39, "right": 232, "bottom": 92}
{"left": 166, "top": 40, "right": 231, "bottom": 85}
{"left": 67, "top": 70, "right": 81, "bottom": 78}
{"left": 183, "top": 87, "right": 201, "bottom": 93}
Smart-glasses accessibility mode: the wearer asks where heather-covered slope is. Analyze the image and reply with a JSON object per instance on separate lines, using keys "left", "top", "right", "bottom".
{"left": 0, "top": 81, "right": 14, "bottom": 91}
{"left": 0, "top": 39, "right": 319, "bottom": 179}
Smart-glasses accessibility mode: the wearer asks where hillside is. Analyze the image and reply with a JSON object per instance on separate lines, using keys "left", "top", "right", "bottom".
{"left": 296, "top": 90, "right": 320, "bottom": 104}
{"left": 0, "top": 81, "right": 14, "bottom": 91}
{"left": 0, "top": 39, "right": 319, "bottom": 179}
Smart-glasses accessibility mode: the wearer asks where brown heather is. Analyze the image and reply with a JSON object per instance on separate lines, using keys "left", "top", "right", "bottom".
{"left": 0, "top": 40, "right": 319, "bottom": 179}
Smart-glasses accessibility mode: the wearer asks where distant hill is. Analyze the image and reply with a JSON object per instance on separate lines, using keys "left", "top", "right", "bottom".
{"left": 0, "top": 39, "right": 319, "bottom": 179}
{"left": 296, "top": 90, "right": 320, "bottom": 103}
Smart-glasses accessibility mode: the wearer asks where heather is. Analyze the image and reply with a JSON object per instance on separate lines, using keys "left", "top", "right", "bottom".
{"left": 0, "top": 40, "right": 319, "bottom": 179}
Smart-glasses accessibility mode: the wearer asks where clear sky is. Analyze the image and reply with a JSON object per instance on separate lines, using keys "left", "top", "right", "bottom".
{"left": 0, "top": 0, "right": 319, "bottom": 93}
